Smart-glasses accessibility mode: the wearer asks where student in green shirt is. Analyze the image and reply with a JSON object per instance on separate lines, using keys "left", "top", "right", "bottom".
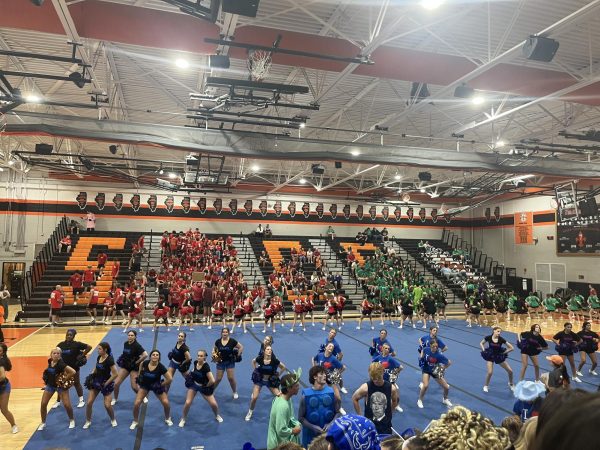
{"left": 267, "top": 372, "right": 302, "bottom": 449}
{"left": 543, "top": 293, "right": 561, "bottom": 322}
{"left": 587, "top": 293, "right": 600, "bottom": 321}
{"left": 507, "top": 292, "right": 518, "bottom": 322}
{"left": 525, "top": 292, "right": 542, "bottom": 319}
{"left": 567, "top": 294, "right": 585, "bottom": 322}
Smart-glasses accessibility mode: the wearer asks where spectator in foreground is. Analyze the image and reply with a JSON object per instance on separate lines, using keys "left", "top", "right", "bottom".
{"left": 512, "top": 380, "right": 545, "bottom": 422}
{"left": 267, "top": 371, "right": 302, "bottom": 449}
{"left": 326, "top": 414, "right": 381, "bottom": 450}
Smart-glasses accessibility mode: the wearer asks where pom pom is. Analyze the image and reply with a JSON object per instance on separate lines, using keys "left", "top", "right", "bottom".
{"left": 368, "top": 346, "right": 377, "bottom": 356}
{"left": 75, "top": 354, "right": 87, "bottom": 368}
{"left": 268, "top": 375, "right": 281, "bottom": 389}
{"left": 56, "top": 372, "right": 75, "bottom": 389}
{"left": 179, "top": 360, "right": 191, "bottom": 374}
{"left": 184, "top": 373, "right": 194, "bottom": 389}
{"left": 84, "top": 374, "right": 95, "bottom": 390}
{"left": 251, "top": 369, "right": 262, "bottom": 384}
{"left": 167, "top": 351, "right": 174, "bottom": 361}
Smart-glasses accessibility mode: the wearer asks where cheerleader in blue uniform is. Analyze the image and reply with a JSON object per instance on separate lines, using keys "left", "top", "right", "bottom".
{"left": 552, "top": 322, "right": 583, "bottom": 383}
{"left": 245, "top": 344, "right": 286, "bottom": 421}
{"left": 372, "top": 343, "right": 404, "bottom": 412}
{"left": 480, "top": 327, "right": 515, "bottom": 393}
{"left": 130, "top": 350, "right": 173, "bottom": 430}
{"left": 212, "top": 327, "right": 244, "bottom": 399}
{"left": 38, "top": 347, "right": 77, "bottom": 431}
{"left": 313, "top": 343, "right": 346, "bottom": 414}
{"left": 82, "top": 342, "right": 118, "bottom": 429}
{"left": 180, "top": 349, "right": 222, "bottom": 427}
{"left": 112, "top": 330, "right": 148, "bottom": 405}
{"left": 517, "top": 324, "right": 548, "bottom": 381}
{"left": 0, "top": 343, "right": 18, "bottom": 434}
{"left": 577, "top": 321, "right": 599, "bottom": 377}
{"left": 418, "top": 326, "right": 448, "bottom": 353}
{"left": 166, "top": 332, "right": 191, "bottom": 386}
{"left": 417, "top": 340, "right": 451, "bottom": 409}
{"left": 369, "top": 329, "right": 396, "bottom": 357}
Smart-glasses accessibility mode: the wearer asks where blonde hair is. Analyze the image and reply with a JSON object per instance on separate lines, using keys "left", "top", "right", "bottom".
{"left": 369, "top": 362, "right": 384, "bottom": 381}
{"left": 514, "top": 416, "right": 538, "bottom": 450}
{"left": 421, "top": 405, "right": 511, "bottom": 450}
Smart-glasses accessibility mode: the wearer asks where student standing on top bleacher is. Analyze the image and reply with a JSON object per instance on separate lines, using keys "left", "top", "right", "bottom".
{"left": 84, "top": 211, "right": 96, "bottom": 232}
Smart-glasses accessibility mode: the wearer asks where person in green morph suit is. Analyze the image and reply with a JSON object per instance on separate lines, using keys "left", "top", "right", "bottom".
{"left": 525, "top": 292, "right": 542, "bottom": 320}
{"left": 543, "top": 293, "right": 560, "bottom": 322}
{"left": 507, "top": 292, "right": 518, "bottom": 322}
{"left": 266, "top": 371, "right": 302, "bottom": 449}
{"left": 412, "top": 285, "right": 423, "bottom": 325}
{"left": 587, "top": 291, "right": 600, "bottom": 321}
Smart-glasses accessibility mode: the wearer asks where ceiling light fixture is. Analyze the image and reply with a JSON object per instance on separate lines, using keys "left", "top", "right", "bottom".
{"left": 23, "top": 93, "right": 41, "bottom": 103}
{"left": 420, "top": 0, "right": 444, "bottom": 10}
{"left": 472, "top": 95, "right": 485, "bottom": 105}
{"left": 394, "top": 174, "right": 401, "bottom": 180}
{"left": 496, "top": 140, "right": 506, "bottom": 148}
{"left": 175, "top": 58, "right": 190, "bottom": 69}
{"left": 350, "top": 150, "right": 360, "bottom": 156}
{"left": 251, "top": 164, "right": 260, "bottom": 172}
{"left": 168, "top": 172, "right": 178, "bottom": 179}
{"left": 420, "top": 188, "right": 426, "bottom": 193}
{"left": 299, "top": 123, "right": 306, "bottom": 129}
{"left": 299, "top": 178, "right": 307, "bottom": 184}
{"left": 8, "top": 160, "right": 15, "bottom": 166}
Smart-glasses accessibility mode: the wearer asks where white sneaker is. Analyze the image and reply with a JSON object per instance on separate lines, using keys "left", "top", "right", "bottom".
{"left": 165, "top": 417, "right": 173, "bottom": 426}
{"left": 422, "top": 325, "right": 427, "bottom": 329}
{"left": 245, "top": 410, "right": 253, "bottom": 421}
{"left": 51, "top": 401, "right": 60, "bottom": 409}
{"left": 111, "top": 420, "right": 118, "bottom": 427}
{"left": 216, "top": 415, "right": 224, "bottom": 423}
{"left": 77, "top": 399, "right": 85, "bottom": 408}
{"left": 83, "top": 421, "right": 91, "bottom": 429}
{"left": 417, "top": 399, "right": 423, "bottom": 409}
{"left": 130, "top": 421, "right": 138, "bottom": 430}
{"left": 179, "top": 418, "right": 186, "bottom": 427}
{"left": 395, "top": 405, "right": 403, "bottom": 413}
{"left": 509, "top": 383, "right": 515, "bottom": 392}
{"left": 576, "top": 371, "right": 583, "bottom": 377}
{"left": 339, "top": 407, "right": 347, "bottom": 415}
{"left": 69, "top": 420, "right": 75, "bottom": 429}
{"left": 111, "top": 399, "right": 117, "bottom": 406}
{"left": 483, "top": 386, "right": 489, "bottom": 393}
{"left": 573, "top": 376, "right": 582, "bottom": 383}
{"left": 233, "top": 392, "right": 239, "bottom": 399}
{"left": 371, "top": 326, "right": 374, "bottom": 330}
{"left": 442, "top": 398, "right": 453, "bottom": 407}
{"left": 412, "top": 324, "right": 416, "bottom": 329}
{"left": 11, "top": 425, "right": 19, "bottom": 434}
{"left": 340, "top": 387, "right": 348, "bottom": 394}
{"left": 322, "top": 327, "right": 326, "bottom": 331}
{"left": 208, "top": 326, "right": 212, "bottom": 330}
{"left": 37, "top": 423, "right": 46, "bottom": 431}
{"left": 590, "top": 370, "right": 598, "bottom": 376}
{"left": 143, "top": 396, "right": 148, "bottom": 404}
{"left": 356, "top": 326, "right": 361, "bottom": 330}
{"left": 290, "top": 328, "right": 294, "bottom": 333}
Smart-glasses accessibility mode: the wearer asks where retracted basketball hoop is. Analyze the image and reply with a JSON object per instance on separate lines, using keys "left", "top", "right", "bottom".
{"left": 247, "top": 49, "right": 272, "bottom": 81}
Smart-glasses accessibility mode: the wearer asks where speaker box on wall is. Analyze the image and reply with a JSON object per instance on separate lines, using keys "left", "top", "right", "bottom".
{"left": 523, "top": 36, "right": 559, "bottom": 62}
{"left": 35, "top": 143, "right": 53, "bottom": 154}
{"left": 334, "top": 161, "right": 342, "bottom": 169}
{"left": 222, "top": 0, "right": 260, "bottom": 17}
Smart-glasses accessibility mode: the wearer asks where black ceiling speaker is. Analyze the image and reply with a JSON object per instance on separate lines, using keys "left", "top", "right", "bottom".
{"left": 109, "top": 145, "right": 118, "bottom": 155}
{"left": 35, "top": 143, "right": 53, "bottom": 154}
{"left": 311, "top": 164, "right": 325, "bottom": 175}
{"left": 523, "top": 36, "right": 559, "bottom": 62}
{"left": 208, "top": 55, "right": 231, "bottom": 69}
{"left": 418, "top": 171, "right": 432, "bottom": 182}
{"left": 454, "top": 84, "right": 474, "bottom": 99}
{"left": 30, "top": 0, "right": 44, "bottom": 5}
{"left": 222, "top": 0, "right": 260, "bottom": 17}
{"left": 334, "top": 161, "right": 342, "bottom": 169}
{"left": 68, "top": 71, "right": 86, "bottom": 88}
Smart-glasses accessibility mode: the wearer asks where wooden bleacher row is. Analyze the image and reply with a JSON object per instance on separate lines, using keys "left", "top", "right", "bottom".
{"left": 339, "top": 242, "right": 377, "bottom": 266}
{"left": 263, "top": 241, "right": 303, "bottom": 266}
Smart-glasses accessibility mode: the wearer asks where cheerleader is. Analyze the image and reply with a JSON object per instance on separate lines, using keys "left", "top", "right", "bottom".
{"left": 208, "top": 297, "right": 226, "bottom": 330}
{"left": 525, "top": 293, "right": 542, "bottom": 320}
{"left": 245, "top": 344, "right": 286, "bottom": 421}
{"left": 587, "top": 292, "right": 600, "bottom": 321}
{"left": 567, "top": 294, "right": 585, "bottom": 322}
{"left": 180, "top": 349, "right": 222, "bottom": 427}
{"left": 576, "top": 321, "right": 599, "bottom": 376}
{"left": 152, "top": 296, "right": 171, "bottom": 331}
{"left": 335, "top": 294, "right": 346, "bottom": 326}
{"left": 398, "top": 296, "right": 415, "bottom": 329}
{"left": 465, "top": 295, "right": 482, "bottom": 327}
{"left": 38, "top": 348, "right": 76, "bottom": 430}
{"left": 494, "top": 292, "right": 508, "bottom": 324}
{"left": 166, "top": 332, "right": 191, "bottom": 384}
{"left": 357, "top": 297, "right": 375, "bottom": 330}
{"left": 102, "top": 290, "right": 115, "bottom": 325}
{"left": 263, "top": 299, "right": 276, "bottom": 334}
{"left": 552, "top": 322, "right": 583, "bottom": 382}
{"left": 480, "top": 327, "right": 515, "bottom": 393}
{"left": 242, "top": 292, "right": 255, "bottom": 329}
{"left": 369, "top": 329, "right": 396, "bottom": 358}
{"left": 123, "top": 293, "right": 144, "bottom": 333}
{"left": 371, "top": 343, "right": 403, "bottom": 412}
{"left": 517, "top": 324, "right": 548, "bottom": 381}
{"left": 417, "top": 340, "right": 452, "bottom": 409}
{"left": 419, "top": 326, "right": 448, "bottom": 353}
{"left": 379, "top": 294, "right": 395, "bottom": 326}
{"left": 435, "top": 288, "right": 448, "bottom": 323}
{"left": 507, "top": 291, "right": 518, "bottom": 321}
{"left": 271, "top": 293, "right": 285, "bottom": 328}
{"left": 112, "top": 330, "right": 148, "bottom": 405}
{"left": 212, "top": 327, "right": 244, "bottom": 399}
{"left": 421, "top": 293, "right": 438, "bottom": 329}
{"left": 257, "top": 335, "right": 274, "bottom": 359}
{"left": 0, "top": 343, "right": 18, "bottom": 434}
{"left": 481, "top": 293, "right": 496, "bottom": 325}
{"left": 312, "top": 343, "right": 346, "bottom": 408}
{"left": 290, "top": 293, "right": 306, "bottom": 332}
{"left": 82, "top": 342, "right": 118, "bottom": 429}
{"left": 57, "top": 329, "right": 92, "bottom": 409}
{"left": 322, "top": 294, "right": 340, "bottom": 330}
{"left": 543, "top": 293, "right": 560, "bottom": 322}
{"left": 130, "top": 350, "right": 173, "bottom": 430}
{"left": 231, "top": 299, "right": 246, "bottom": 334}
{"left": 304, "top": 292, "right": 316, "bottom": 327}
{"left": 178, "top": 295, "right": 195, "bottom": 331}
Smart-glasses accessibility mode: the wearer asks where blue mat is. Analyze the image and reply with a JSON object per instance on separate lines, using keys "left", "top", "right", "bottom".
{"left": 23, "top": 320, "right": 600, "bottom": 450}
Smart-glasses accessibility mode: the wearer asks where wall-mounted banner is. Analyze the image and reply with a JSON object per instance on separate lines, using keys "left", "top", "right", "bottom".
{"left": 407, "top": 207, "right": 414, "bottom": 222}
{"left": 329, "top": 203, "right": 337, "bottom": 219}
{"left": 259, "top": 200, "right": 268, "bottom": 217}
{"left": 343, "top": 204, "right": 351, "bottom": 220}
{"left": 274, "top": 201, "right": 282, "bottom": 217}
{"left": 94, "top": 193, "right": 105, "bottom": 211}
{"left": 287, "top": 201, "right": 296, "bottom": 218}
{"left": 130, "top": 194, "right": 141, "bottom": 212}
{"left": 148, "top": 195, "right": 157, "bottom": 212}
{"left": 419, "top": 207, "right": 426, "bottom": 222}
{"left": 164, "top": 195, "right": 175, "bottom": 213}
{"left": 302, "top": 202, "right": 310, "bottom": 218}
{"left": 494, "top": 206, "right": 501, "bottom": 222}
{"left": 316, "top": 203, "right": 324, "bottom": 219}
{"left": 431, "top": 208, "right": 438, "bottom": 223}
{"left": 485, "top": 207, "right": 491, "bottom": 222}
{"left": 113, "top": 193, "right": 123, "bottom": 211}
{"left": 394, "top": 206, "right": 401, "bottom": 222}
{"left": 181, "top": 196, "right": 191, "bottom": 214}
{"left": 76, "top": 192, "right": 87, "bottom": 210}
{"left": 229, "top": 199, "right": 238, "bottom": 216}
{"left": 244, "top": 200, "right": 253, "bottom": 216}
{"left": 369, "top": 205, "right": 377, "bottom": 221}
{"left": 198, "top": 197, "right": 207, "bottom": 214}
{"left": 213, "top": 198, "right": 222, "bottom": 215}
{"left": 356, "top": 205, "right": 364, "bottom": 220}
{"left": 514, "top": 211, "right": 533, "bottom": 244}
{"left": 382, "top": 206, "right": 389, "bottom": 222}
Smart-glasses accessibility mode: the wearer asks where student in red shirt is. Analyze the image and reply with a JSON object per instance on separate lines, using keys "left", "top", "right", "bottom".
{"left": 111, "top": 259, "right": 120, "bottom": 280}
{"left": 49, "top": 285, "right": 64, "bottom": 326}
{"left": 97, "top": 252, "right": 108, "bottom": 279}
{"left": 69, "top": 270, "right": 84, "bottom": 305}
{"left": 86, "top": 282, "right": 100, "bottom": 325}
{"left": 83, "top": 266, "right": 96, "bottom": 292}
{"left": 58, "top": 235, "right": 72, "bottom": 253}
{"left": 113, "top": 283, "right": 126, "bottom": 324}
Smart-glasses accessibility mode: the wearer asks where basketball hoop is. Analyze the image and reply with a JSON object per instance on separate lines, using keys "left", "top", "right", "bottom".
{"left": 248, "top": 49, "right": 272, "bottom": 81}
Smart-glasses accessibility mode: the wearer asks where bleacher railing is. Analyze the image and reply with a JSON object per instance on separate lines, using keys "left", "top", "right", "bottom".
{"left": 21, "top": 215, "right": 69, "bottom": 309}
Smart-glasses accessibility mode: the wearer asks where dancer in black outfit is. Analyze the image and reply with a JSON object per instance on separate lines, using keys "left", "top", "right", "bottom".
{"left": 130, "top": 350, "right": 173, "bottom": 430}
{"left": 245, "top": 344, "right": 286, "bottom": 421}
{"left": 212, "top": 327, "right": 243, "bottom": 399}
{"left": 38, "top": 348, "right": 76, "bottom": 431}
{"left": 57, "top": 329, "right": 92, "bottom": 409}
{"left": 576, "top": 321, "right": 599, "bottom": 377}
{"left": 517, "top": 324, "right": 548, "bottom": 381}
{"left": 112, "top": 330, "right": 148, "bottom": 405}
{"left": 166, "top": 332, "right": 192, "bottom": 386}
{"left": 480, "top": 326, "right": 515, "bottom": 393}
{"left": 0, "top": 343, "right": 18, "bottom": 434}
{"left": 82, "top": 342, "right": 118, "bottom": 429}
{"left": 552, "top": 322, "right": 583, "bottom": 383}
{"left": 180, "top": 349, "right": 222, "bottom": 427}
